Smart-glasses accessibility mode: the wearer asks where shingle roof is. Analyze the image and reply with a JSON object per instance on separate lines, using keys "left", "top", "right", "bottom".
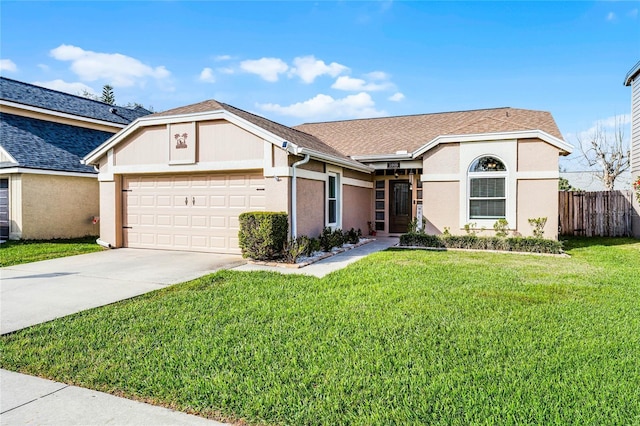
{"left": 294, "top": 107, "right": 565, "bottom": 157}
{"left": 152, "top": 100, "right": 365, "bottom": 167}
{"left": 0, "top": 77, "right": 151, "bottom": 125}
{"left": 1, "top": 113, "right": 113, "bottom": 173}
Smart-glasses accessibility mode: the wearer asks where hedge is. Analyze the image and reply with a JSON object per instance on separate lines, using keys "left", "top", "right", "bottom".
{"left": 399, "top": 232, "right": 564, "bottom": 254}
{"left": 238, "top": 212, "right": 288, "bottom": 260}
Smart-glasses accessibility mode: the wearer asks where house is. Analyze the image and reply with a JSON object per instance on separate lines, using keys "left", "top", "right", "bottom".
{"left": 0, "top": 77, "right": 150, "bottom": 240}
{"left": 624, "top": 60, "right": 640, "bottom": 238}
{"left": 83, "top": 99, "right": 571, "bottom": 254}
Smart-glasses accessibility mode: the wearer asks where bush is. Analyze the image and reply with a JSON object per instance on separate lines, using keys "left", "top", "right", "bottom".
{"left": 238, "top": 212, "right": 288, "bottom": 260}
{"left": 528, "top": 217, "right": 548, "bottom": 238}
{"left": 399, "top": 232, "right": 563, "bottom": 254}
{"left": 319, "top": 227, "right": 345, "bottom": 252}
{"left": 344, "top": 228, "right": 361, "bottom": 245}
{"left": 284, "top": 236, "right": 312, "bottom": 263}
{"left": 493, "top": 219, "right": 509, "bottom": 237}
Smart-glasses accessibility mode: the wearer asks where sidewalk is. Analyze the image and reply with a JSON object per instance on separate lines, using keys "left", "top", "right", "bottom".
{"left": 0, "top": 369, "right": 227, "bottom": 425}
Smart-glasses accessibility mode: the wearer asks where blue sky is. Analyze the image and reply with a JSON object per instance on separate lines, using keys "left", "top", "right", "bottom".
{"left": 1, "top": 1, "right": 639, "bottom": 169}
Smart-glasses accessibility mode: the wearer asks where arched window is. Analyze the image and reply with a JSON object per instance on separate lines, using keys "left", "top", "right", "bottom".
{"left": 468, "top": 156, "right": 507, "bottom": 219}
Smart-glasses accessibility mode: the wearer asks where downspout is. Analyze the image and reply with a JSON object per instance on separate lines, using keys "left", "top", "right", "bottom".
{"left": 291, "top": 152, "right": 310, "bottom": 238}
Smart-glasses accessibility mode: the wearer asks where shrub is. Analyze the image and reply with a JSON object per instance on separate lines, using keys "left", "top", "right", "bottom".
{"left": 344, "top": 228, "right": 361, "bottom": 245}
{"left": 238, "top": 212, "right": 288, "bottom": 260}
{"left": 493, "top": 219, "right": 509, "bottom": 238}
{"left": 284, "top": 236, "right": 312, "bottom": 263}
{"left": 320, "top": 227, "right": 345, "bottom": 251}
{"left": 528, "top": 217, "right": 548, "bottom": 238}
{"left": 408, "top": 217, "right": 427, "bottom": 233}
{"left": 399, "top": 232, "right": 563, "bottom": 254}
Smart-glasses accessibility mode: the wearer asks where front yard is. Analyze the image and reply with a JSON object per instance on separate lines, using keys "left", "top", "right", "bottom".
{"left": 0, "top": 237, "right": 102, "bottom": 267}
{"left": 1, "top": 237, "right": 639, "bottom": 425}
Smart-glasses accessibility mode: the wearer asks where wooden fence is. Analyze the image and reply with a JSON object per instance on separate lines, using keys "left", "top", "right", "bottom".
{"left": 558, "top": 190, "right": 633, "bottom": 237}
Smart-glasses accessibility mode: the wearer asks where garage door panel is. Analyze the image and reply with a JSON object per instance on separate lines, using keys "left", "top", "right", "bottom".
{"left": 123, "top": 173, "right": 265, "bottom": 253}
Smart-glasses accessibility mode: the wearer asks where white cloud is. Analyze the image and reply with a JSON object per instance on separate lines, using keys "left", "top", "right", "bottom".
{"left": 289, "top": 55, "right": 349, "bottom": 84}
{"left": 37, "top": 64, "right": 50, "bottom": 72}
{"left": 606, "top": 12, "right": 616, "bottom": 21}
{"left": 389, "top": 92, "right": 405, "bottom": 102}
{"left": 240, "top": 57, "right": 288, "bottom": 82}
{"left": 331, "top": 75, "right": 393, "bottom": 92}
{"left": 628, "top": 9, "right": 638, "bottom": 19}
{"left": 49, "top": 44, "right": 171, "bottom": 87}
{"left": 257, "top": 92, "right": 386, "bottom": 120}
{"left": 32, "top": 79, "right": 96, "bottom": 96}
{"left": 199, "top": 67, "right": 215, "bottom": 83}
{"left": 0, "top": 59, "right": 17, "bottom": 72}
{"left": 215, "top": 55, "right": 232, "bottom": 61}
{"left": 366, "top": 71, "right": 389, "bottom": 81}
{"left": 218, "top": 67, "right": 235, "bottom": 75}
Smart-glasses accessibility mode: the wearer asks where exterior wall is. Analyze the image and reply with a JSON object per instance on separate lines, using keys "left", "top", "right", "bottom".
{"left": 20, "top": 174, "right": 99, "bottom": 239}
{"left": 296, "top": 158, "right": 324, "bottom": 172}
{"left": 517, "top": 139, "right": 559, "bottom": 172}
{"left": 114, "top": 126, "right": 169, "bottom": 166}
{"left": 344, "top": 168, "right": 373, "bottom": 181}
{"left": 423, "top": 181, "right": 460, "bottom": 234}
{"left": 342, "top": 184, "right": 372, "bottom": 234}
{"left": 98, "top": 178, "right": 121, "bottom": 247}
{"left": 296, "top": 178, "right": 325, "bottom": 237}
{"left": 7, "top": 174, "right": 22, "bottom": 239}
{"left": 198, "top": 121, "right": 263, "bottom": 162}
{"left": 631, "top": 76, "right": 640, "bottom": 237}
{"left": 421, "top": 138, "right": 561, "bottom": 238}
{"left": 517, "top": 179, "right": 558, "bottom": 239}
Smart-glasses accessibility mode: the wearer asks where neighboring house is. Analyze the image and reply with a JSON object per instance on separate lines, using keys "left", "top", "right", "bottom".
{"left": 624, "top": 60, "right": 640, "bottom": 238}
{"left": 0, "top": 77, "right": 150, "bottom": 240}
{"left": 560, "top": 170, "right": 632, "bottom": 192}
{"left": 84, "top": 99, "right": 571, "bottom": 254}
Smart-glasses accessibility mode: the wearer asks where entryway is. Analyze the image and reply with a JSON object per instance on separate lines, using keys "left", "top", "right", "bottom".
{"left": 389, "top": 180, "right": 411, "bottom": 233}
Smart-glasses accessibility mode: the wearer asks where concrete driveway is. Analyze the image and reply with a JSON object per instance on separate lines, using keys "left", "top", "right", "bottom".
{"left": 1, "top": 248, "right": 245, "bottom": 334}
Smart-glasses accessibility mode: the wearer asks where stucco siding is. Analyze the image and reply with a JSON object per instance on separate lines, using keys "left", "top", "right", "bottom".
{"left": 423, "top": 181, "right": 460, "bottom": 234}
{"left": 344, "top": 168, "right": 372, "bottom": 181}
{"left": 343, "top": 184, "right": 372, "bottom": 234}
{"left": 517, "top": 179, "right": 558, "bottom": 239}
{"left": 517, "top": 139, "right": 559, "bottom": 172}
{"left": 98, "top": 178, "right": 121, "bottom": 247}
{"left": 423, "top": 143, "right": 460, "bottom": 174}
{"left": 20, "top": 174, "right": 99, "bottom": 239}
{"left": 8, "top": 174, "right": 22, "bottom": 239}
{"left": 296, "top": 178, "right": 324, "bottom": 237}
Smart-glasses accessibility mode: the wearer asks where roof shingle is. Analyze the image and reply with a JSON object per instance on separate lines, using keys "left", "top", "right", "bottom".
{"left": 294, "top": 107, "right": 565, "bottom": 157}
{"left": 0, "top": 77, "right": 151, "bottom": 125}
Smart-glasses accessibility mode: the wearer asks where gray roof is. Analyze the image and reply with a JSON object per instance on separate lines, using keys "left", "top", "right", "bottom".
{"left": 624, "top": 61, "right": 640, "bottom": 86}
{"left": 0, "top": 77, "right": 151, "bottom": 125}
{"left": 1, "top": 112, "right": 113, "bottom": 173}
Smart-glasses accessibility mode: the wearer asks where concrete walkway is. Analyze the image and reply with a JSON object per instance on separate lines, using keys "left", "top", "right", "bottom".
{"left": 233, "top": 237, "right": 398, "bottom": 278}
{"left": 0, "top": 238, "right": 397, "bottom": 425}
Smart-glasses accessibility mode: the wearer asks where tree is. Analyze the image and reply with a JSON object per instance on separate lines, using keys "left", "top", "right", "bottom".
{"left": 558, "top": 177, "right": 580, "bottom": 191}
{"left": 101, "top": 85, "right": 115, "bottom": 105}
{"left": 575, "top": 116, "right": 630, "bottom": 191}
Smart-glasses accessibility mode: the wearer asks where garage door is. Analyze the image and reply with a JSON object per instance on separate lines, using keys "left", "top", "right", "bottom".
{"left": 123, "top": 173, "right": 266, "bottom": 253}
{"left": 0, "top": 179, "right": 8, "bottom": 241}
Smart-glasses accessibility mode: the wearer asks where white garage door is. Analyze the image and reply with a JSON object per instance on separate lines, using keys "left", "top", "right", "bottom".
{"left": 123, "top": 173, "right": 266, "bottom": 253}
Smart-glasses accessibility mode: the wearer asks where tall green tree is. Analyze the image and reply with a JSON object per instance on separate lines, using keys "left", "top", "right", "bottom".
{"left": 101, "top": 85, "right": 115, "bottom": 105}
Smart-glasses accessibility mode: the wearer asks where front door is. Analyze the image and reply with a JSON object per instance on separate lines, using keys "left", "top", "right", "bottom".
{"left": 389, "top": 180, "right": 411, "bottom": 234}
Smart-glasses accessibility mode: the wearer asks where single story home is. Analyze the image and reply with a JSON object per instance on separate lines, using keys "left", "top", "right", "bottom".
{"left": 83, "top": 99, "right": 572, "bottom": 254}
{"left": 0, "top": 77, "right": 150, "bottom": 240}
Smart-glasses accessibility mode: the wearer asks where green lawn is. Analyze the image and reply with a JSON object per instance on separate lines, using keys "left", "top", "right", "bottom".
{"left": 1, "top": 237, "right": 639, "bottom": 425}
{"left": 0, "top": 237, "right": 103, "bottom": 267}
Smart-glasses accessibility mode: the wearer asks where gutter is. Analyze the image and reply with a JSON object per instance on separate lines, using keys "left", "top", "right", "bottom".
{"left": 290, "top": 151, "right": 310, "bottom": 239}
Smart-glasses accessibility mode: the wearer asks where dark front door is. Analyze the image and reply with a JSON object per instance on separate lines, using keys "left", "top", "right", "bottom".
{"left": 389, "top": 180, "right": 411, "bottom": 234}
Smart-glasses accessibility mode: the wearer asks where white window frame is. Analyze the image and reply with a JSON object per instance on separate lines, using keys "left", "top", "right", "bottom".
{"left": 467, "top": 155, "right": 508, "bottom": 226}
{"left": 326, "top": 171, "right": 341, "bottom": 229}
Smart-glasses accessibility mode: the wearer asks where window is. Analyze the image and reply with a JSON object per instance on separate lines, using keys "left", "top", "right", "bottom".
{"left": 468, "top": 156, "right": 506, "bottom": 219}
{"left": 327, "top": 173, "right": 339, "bottom": 226}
